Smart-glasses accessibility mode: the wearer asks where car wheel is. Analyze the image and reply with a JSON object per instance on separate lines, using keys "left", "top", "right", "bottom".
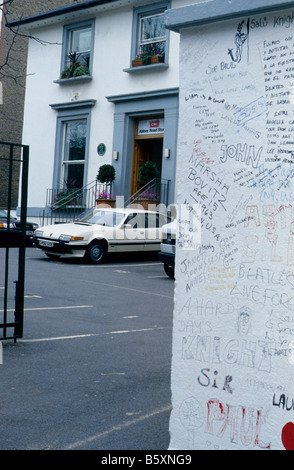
{"left": 164, "top": 264, "right": 174, "bottom": 279}
{"left": 85, "top": 241, "right": 107, "bottom": 264}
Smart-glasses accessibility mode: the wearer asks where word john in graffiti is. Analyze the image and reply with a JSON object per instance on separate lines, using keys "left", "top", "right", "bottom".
{"left": 220, "top": 144, "right": 263, "bottom": 168}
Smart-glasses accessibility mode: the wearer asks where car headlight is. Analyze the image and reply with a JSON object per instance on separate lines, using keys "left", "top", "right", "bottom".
{"left": 59, "top": 234, "right": 72, "bottom": 242}
{"left": 59, "top": 234, "right": 84, "bottom": 242}
{"left": 34, "top": 230, "right": 43, "bottom": 237}
{"left": 0, "top": 222, "right": 15, "bottom": 229}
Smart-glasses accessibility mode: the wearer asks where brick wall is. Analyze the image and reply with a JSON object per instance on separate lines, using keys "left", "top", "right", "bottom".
{"left": 0, "top": 0, "right": 87, "bottom": 208}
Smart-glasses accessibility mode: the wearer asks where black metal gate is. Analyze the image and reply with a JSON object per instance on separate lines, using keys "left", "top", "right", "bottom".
{"left": 0, "top": 141, "right": 29, "bottom": 341}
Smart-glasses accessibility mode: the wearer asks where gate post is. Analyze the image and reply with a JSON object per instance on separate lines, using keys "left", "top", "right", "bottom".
{"left": 0, "top": 142, "right": 29, "bottom": 341}
{"left": 14, "top": 144, "right": 29, "bottom": 339}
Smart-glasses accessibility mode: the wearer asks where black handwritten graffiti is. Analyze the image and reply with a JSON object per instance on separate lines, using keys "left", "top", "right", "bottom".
{"left": 220, "top": 144, "right": 263, "bottom": 168}
{"left": 228, "top": 20, "right": 249, "bottom": 63}
{"left": 197, "top": 368, "right": 233, "bottom": 394}
{"left": 273, "top": 393, "right": 294, "bottom": 411}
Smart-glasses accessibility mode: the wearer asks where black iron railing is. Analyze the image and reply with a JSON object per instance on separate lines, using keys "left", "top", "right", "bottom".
{"left": 125, "top": 178, "right": 170, "bottom": 209}
{"left": 41, "top": 180, "right": 106, "bottom": 225}
{"left": 0, "top": 141, "right": 29, "bottom": 341}
{"left": 41, "top": 178, "right": 171, "bottom": 226}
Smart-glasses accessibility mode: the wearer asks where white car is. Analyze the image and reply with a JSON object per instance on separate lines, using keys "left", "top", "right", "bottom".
{"left": 33, "top": 208, "right": 171, "bottom": 263}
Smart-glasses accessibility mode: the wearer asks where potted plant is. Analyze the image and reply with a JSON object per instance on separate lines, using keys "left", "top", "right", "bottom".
{"left": 73, "top": 65, "right": 90, "bottom": 77}
{"left": 149, "top": 50, "right": 164, "bottom": 64}
{"left": 54, "top": 189, "right": 70, "bottom": 207}
{"left": 53, "top": 177, "right": 79, "bottom": 208}
{"left": 139, "top": 161, "right": 159, "bottom": 185}
{"left": 96, "top": 189, "right": 116, "bottom": 208}
{"left": 61, "top": 52, "right": 90, "bottom": 79}
{"left": 131, "top": 52, "right": 150, "bottom": 67}
{"left": 137, "top": 161, "right": 159, "bottom": 209}
{"left": 96, "top": 164, "right": 116, "bottom": 208}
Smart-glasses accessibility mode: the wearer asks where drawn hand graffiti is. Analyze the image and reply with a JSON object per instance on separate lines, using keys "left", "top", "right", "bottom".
{"left": 228, "top": 20, "right": 249, "bottom": 63}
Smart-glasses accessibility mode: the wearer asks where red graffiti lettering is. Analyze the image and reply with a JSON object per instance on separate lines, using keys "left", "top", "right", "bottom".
{"left": 206, "top": 399, "right": 271, "bottom": 448}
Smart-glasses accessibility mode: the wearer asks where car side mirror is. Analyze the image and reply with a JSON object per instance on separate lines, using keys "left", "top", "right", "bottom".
{"left": 124, "top": 223, "right": 132, "bottom": 230}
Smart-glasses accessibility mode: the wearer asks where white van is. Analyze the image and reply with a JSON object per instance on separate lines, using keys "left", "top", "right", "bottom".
{"left": 158, "top": 220, "right": 177, "bottom": 278}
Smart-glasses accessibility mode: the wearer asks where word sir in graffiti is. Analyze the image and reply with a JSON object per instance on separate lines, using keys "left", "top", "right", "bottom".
{"left": 198, "top": 368, "right": 233, "bottom": 394}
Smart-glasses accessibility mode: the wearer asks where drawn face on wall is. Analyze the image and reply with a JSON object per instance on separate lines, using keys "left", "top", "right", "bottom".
{"left": 237, "top": 306, "right": 251, "bottom": 335}
{"left": 265, "top": 220, "right": 278, "bottom": 245}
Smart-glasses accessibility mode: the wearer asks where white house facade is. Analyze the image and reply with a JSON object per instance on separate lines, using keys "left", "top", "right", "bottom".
{"left": 8, "top": 0, "right": 201, "bottom": 222}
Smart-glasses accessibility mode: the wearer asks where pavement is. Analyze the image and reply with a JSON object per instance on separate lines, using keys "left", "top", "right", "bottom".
{"left": 0, "top": 247, "right": 175, "bottom": 451}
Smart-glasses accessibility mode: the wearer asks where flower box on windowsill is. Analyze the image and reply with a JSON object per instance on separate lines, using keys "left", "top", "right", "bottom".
{"left": 149, "top": 55, "right": 164, "bottom": 64}
{"left": 124, "top": 60, "right": 168, "bottom": 74}
{"left": 132, "top": 58, "right": 144, "bottom": 67}
{"left": 131, "top": 56, "right": 164, "bottom": 67}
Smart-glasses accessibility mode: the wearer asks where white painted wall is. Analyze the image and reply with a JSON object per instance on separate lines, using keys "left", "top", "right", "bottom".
{"left": 169, "top": 4, "right": 294, "bottom": 450}
{"left": 23, "top": 25, "right": 63, "bottom": 209}
{"left": 0, "top": 7, "right": 3, "bottom": 105}
{"left": 22, "top": 0, "right": 198, "bottom": 213}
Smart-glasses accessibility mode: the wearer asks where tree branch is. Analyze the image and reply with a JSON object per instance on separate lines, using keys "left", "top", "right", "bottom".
{"left": 0, "top": 0, "right": 62, "bottom": 83}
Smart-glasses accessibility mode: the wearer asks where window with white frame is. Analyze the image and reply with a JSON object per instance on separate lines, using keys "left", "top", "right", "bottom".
{"left": 62, "top": 120, "right": 87, "bottom": 189}
{"left": 50, "top": 100, "right": 96, "bottom": 200}
{"left": 132, "top": 2, "right": 170, "bottom": 64}
{"left": 69, "top": 27, "right": 92, "bottom": 67}
{"left": 139, "top": 11, "right": 166, "bottom": 57}
{"left": 61, "top": 20, "right": 94, "bottom": 78}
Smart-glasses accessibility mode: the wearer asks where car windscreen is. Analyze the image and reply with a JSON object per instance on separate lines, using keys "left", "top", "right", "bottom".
{"left": 82, "top": 211, "right": 126, "bottom": 227}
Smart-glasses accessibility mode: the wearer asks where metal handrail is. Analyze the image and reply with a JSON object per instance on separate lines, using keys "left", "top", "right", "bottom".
{"left": 42, "top": 180, "right": 104, "bottom": 225}
{"left": 46, "top": 179, "right": 99, "bottom": 210}
{"left": 124, "top": 178, "right": 157, "bottom": 207}
{"left": 41, "top": 178, "right": 170, "bottom": 225}
{"left": 125, "top": 178, "right": 170, "bottom": 208}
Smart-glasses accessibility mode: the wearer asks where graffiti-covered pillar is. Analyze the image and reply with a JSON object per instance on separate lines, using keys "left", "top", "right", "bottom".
{"left": 166, "top": 0, "right": 294, "bottom": 450}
